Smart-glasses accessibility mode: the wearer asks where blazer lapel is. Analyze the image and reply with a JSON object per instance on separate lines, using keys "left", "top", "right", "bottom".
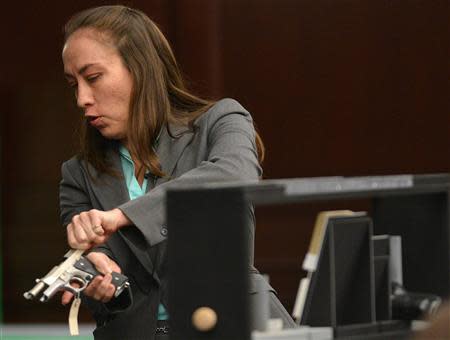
{"left": 84, "top": 125, "right": 195, "bottom": 278}
{"left": 155, "top": 123, "right": 194, "bottom": 182}
{"left": 83, "top": 150, "right": 129, "bottom": 210}
{"left": 84, "top": 148, "right": 156, "bottom": 277}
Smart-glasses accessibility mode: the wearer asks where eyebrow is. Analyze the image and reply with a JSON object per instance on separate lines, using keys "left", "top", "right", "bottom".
{"left": 64, "top": 63, "right": 98, "bottom": 78}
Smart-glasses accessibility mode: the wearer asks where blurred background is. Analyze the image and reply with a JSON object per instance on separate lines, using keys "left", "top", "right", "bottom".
{"left": 1, "top": 0, "right": 448, "bottom": 326}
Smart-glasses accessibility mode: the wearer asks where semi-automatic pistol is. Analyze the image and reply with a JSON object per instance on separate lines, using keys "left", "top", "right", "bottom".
{"left": 24, "top": 249, "right": 129, "bottom": 302}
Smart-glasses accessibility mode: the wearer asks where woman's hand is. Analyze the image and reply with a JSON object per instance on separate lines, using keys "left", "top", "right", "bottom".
{"left": 61, "top": 252, "right": 122, "bottom": 305}
{"left": 67, "top": 208, "right": 131, "bottom": 249}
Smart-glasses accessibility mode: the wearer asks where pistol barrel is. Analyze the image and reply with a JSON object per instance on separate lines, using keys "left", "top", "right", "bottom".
{"left": 23, "top": 281, "right": 46, "bottom": 300}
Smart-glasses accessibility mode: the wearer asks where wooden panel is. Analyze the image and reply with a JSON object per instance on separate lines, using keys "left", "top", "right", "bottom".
{"left": 222, "top": 0, "right": 449, "bottom": 178}
{"left": 170, "top": 0, "right": 224, "bottom": 97}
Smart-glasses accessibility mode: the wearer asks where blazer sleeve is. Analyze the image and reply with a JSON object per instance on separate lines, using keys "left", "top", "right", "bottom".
{"left": 60, "top": 160, "right": 116, "bottom": 259}
{"left": 60, "top": 161, "right": 132, "bottom": 313}
{"left": 60, "top": 160, "right": 93, "bottom": 226}
{"left": 118, "top": 106, "right": 262, "bottom": 248}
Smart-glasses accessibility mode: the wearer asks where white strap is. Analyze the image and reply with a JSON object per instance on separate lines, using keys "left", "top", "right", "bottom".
{"left": 69, "top": 297, "right": 81, "bottom": 336}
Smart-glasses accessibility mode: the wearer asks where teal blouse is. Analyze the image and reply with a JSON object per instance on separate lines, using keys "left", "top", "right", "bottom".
{"left": 119, "top": 145, "right": 169, "bottom": 320}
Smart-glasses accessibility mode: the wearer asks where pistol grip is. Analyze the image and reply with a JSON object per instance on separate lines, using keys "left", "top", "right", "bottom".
{"left": 74, "top": 257, "right": 129, "bottom": 296}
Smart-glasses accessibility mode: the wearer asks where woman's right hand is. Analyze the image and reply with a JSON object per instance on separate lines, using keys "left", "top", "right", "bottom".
{"left": 61, "top": 252, "right": 122, "bottom": 305}
{"left": 66, "top": 208, "right": 131, "bottom": 250}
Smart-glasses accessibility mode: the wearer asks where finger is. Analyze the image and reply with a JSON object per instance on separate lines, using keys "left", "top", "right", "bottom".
{"left": 109, "top": 261, "right": 121, "bottom": 274}
{"left": 89, "top": 211, "right": 105, "bottom": 236}
{"left": 79, "top": 212, "right": 98, "bottom": 240}
{"left": 61, "top": 291, "right": 74, "bottom": 305}
{"left": 93, "top": 273, "right": 113, "bottom": 301}
{"left": 72, "top": 215, "right": 90, "bottom": 245}
{"left": 67, "top": 224, "right": 89, "bottom": 249}
{"left": 92, "top": 225, "right": 105, "bottom": 236}
{"left": 87, "top": 252, "right": 122, "bottom": 275}
{"left": 101, "top": 284, "right": 116, "bottom": 303}
{"left": 88, "top": 253, "right": 113, "bottom": 274}
{"left": 81, "top": 211, "right": 104, "bottom": 237}
{"left": 83, "top": 276, "right": 102, "bottom": 297}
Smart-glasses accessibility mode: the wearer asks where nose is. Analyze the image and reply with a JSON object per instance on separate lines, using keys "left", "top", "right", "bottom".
{"left": 76, "top": 82, "right": 94, "bottom": 110}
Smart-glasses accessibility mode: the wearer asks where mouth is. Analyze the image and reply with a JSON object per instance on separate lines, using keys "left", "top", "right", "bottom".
{"left": 88, "top": 116, "right": 103, "bottom": 128}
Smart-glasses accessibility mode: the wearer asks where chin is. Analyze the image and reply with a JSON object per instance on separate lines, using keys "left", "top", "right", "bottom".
{"left": 99, "top": 129, "right": 126, "bottom": 141}
{"left": 99, "top": 130, "right": 117, "bottom": 140}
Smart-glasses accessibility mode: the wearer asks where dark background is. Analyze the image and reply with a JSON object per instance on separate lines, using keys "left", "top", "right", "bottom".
{"left": 1, "top": 0, "right": 448, "bottom": 323}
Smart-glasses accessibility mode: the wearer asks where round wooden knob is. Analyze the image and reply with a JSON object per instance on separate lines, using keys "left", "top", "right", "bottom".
{"left": 192, "top": 306, "right": 217, "bottom": 331}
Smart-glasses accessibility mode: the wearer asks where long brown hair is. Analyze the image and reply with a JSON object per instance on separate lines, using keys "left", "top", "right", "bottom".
{"left": 64, "top": 5, "right": 264, "bottom": 177}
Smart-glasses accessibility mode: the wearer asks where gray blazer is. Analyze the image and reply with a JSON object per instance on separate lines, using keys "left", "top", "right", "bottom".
{"left": 60, "top": 98, "right": 294, "bottom": 339}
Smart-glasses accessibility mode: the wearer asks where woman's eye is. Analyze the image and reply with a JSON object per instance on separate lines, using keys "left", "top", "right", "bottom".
{"left": 87, "top": 74, "right": 101, "bottom": 83}
{"left": 69, "top": 82, "right": 77, "bottom": 89}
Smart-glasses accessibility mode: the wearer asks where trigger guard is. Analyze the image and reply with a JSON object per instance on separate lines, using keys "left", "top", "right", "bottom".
{"left": 64, "top": 277, "right": 88, "bottom": 297}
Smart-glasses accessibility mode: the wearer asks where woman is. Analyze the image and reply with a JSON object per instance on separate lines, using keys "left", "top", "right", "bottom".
{"left": 60, "top": 5, "right": 294, "bottom": 339}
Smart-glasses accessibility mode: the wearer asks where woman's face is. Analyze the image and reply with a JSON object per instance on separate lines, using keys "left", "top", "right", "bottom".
{"left": 63, "top": 28, "right": 133, "bottom": 142}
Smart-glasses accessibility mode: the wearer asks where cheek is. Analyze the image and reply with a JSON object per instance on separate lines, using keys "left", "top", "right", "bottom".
{"left": 112, "top": 75, "right": 133, "bottom": 117}
{"left": 100, "top": 84, "right": 132, "bottom": 120}
{"left": 113, "top": 88, "right": 131, "bottom": 118}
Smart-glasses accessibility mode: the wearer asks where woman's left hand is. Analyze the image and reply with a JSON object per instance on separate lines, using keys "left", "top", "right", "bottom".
{"left": 61, "top": 252, "right": 122, "bottom": 305}
{"left": 66, "top": 208, "right": 131, "bottom": 249}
